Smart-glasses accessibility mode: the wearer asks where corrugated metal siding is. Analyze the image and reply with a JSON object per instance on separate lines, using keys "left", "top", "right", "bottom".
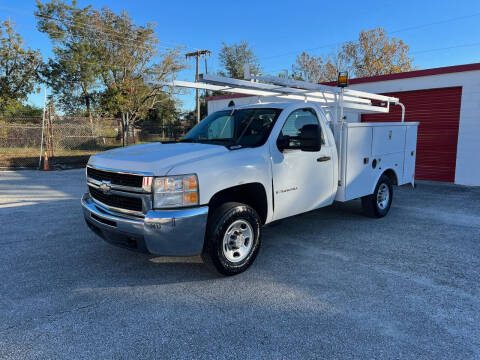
{"left": 361, "top": 87, "right": 462, "bottom": 182}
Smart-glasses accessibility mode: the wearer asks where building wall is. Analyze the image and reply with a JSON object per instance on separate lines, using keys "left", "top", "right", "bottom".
{"left": 207, "top": 70, "right": 480, "bottom": 185}
{"left": 361, "top": 87, "right": 462, "bottom": 183}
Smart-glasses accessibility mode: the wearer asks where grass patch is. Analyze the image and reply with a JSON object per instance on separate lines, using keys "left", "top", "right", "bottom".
{"left": 0, "top": 145, "right": 123, "bottom": 169}
{"left": 0, "top": 146, "right": 122, "bottom": 158}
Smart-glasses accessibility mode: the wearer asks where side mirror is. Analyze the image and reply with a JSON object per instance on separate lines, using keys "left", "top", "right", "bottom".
{"left": 299, "top": 124, "right": 321, "bottom": 152}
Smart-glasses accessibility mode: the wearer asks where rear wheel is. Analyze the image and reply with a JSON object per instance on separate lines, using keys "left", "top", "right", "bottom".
{"left": 361, "top": 174, "right": 393, "bottom": 218}
{"left": 202, "top": 202, "right": 261, "bottom": 276}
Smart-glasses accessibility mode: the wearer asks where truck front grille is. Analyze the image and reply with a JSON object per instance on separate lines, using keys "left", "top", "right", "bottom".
{"left": 87, "top": 167, "right": 143, "bottom": 188}
{"left": 89, "top": 186, "right": 143, "bottom": 213}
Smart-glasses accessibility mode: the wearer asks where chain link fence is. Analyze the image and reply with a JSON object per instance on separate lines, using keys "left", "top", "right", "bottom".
{"left": 0, "top": 116, "right": 191, "bottom": 169}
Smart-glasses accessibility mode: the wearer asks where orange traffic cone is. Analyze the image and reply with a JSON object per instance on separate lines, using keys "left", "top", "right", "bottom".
{"left": 43, "top": 152, "right": 50, "bottom": 171}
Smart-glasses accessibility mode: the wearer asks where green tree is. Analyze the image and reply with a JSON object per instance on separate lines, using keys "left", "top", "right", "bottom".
{"left": 0, "top": 20, "right": 42, "bottom": 114}
{"left": 35, "top": 0, "right": 102, "bottom": 123}
{"left": 95, "top": 8, "right": 184, "bottom": 128}
{"left": 182, "top": 92, "right": 207, "bottom": 125}
{"left": 141, "top": 95, "right": 184, "bottom": 139}
{"left": 0, "top": 101, "right": 43, "bottom": 119}
{"left": 219, "top": 41, "right": 261, "bottom": 79}
{"left": 35, "top": 1, "right": 185, "bottom": 142}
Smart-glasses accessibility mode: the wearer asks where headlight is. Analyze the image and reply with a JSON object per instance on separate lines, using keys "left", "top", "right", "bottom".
{"left": 153, "top": 174, "right": 199, "bottom": 208}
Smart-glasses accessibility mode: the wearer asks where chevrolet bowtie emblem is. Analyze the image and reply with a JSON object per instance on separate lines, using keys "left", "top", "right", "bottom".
{"left": 99, "top": 180, "right": 112, "bottom": 194}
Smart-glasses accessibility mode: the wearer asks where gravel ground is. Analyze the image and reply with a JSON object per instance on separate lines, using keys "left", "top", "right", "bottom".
{"left": 1, "top": 169, "right": 479, "bottom": 359}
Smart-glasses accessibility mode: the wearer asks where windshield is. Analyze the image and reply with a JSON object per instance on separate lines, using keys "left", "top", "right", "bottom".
{"left": 181, "top": 108, "right": 282, "bottom": 148}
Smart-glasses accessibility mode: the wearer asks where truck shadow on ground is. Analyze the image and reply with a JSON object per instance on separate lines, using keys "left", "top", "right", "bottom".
{"left": 1, "top": 169, "right": 401, "bottom": 290}
{"left": 72, "top": 198, "right": 379, "bottom": 289}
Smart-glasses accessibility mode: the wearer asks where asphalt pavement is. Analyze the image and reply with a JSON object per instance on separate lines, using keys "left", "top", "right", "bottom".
{"left": 1, "top": 169, "right": 479, "bottom": 359}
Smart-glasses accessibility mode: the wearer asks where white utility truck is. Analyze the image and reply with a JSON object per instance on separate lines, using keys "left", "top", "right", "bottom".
{"left": 81, "top": 73, "right": 418, "bottom": 275}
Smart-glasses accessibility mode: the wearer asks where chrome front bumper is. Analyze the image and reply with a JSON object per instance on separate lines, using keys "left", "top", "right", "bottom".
{"left": 81, "top": 193, "right": 209, "bottom": 256}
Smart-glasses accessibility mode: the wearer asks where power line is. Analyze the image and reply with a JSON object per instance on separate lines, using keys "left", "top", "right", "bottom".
{"left": 261, "top": 41, "right": 480, "bottom": 76}
{"left": 35, "top": 27, "right": 181, "bottom": 54}
{"left": 258, "top": 12, "right": 480, "bottom": 62}
{"left": 259, "top": 42, "right": 339, "bottom": 61}
{"left": 34, "top": 13, "right": 171, "bottom": 49}
{"left": 411, "top": 42, "right": 480, "bottom": 55}
{"left": 0, "top": 5, "right": 204, "bottom": 55}
{"left": 4, "top": 4, "right": 479, "bottom": 82}
{"left": 33, "top": 13, "right": 191, "bottom": 55}
{"left": 2, "top": 6, "right": 214, "bottom": 86}
{"left": 389, "top": 12, "right": 480, "bottom": 34}
{"left": 39, "top": 54, "right": 190, "bottom": 76}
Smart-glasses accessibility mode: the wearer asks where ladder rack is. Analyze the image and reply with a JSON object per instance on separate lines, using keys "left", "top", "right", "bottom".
{"left": 159, "top": 72, "right": 407, "bottom": 188}
{"left": 160, "top": 73, "right": 405, "bottom": 121}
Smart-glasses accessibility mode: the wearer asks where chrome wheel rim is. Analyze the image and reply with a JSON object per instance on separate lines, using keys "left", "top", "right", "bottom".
{"left": 222, "top": 219, "right": 254, "bottom": 263}
{"left": 377, "top": 183, "right": 390, "bottom": 209}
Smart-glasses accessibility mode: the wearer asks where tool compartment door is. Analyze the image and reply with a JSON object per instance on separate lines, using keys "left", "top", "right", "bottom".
{"left": 344, "top": 125, "right": 376, "bottom": 200}
{"left": 372, "top": 125, "right": 406, "bottom": 155}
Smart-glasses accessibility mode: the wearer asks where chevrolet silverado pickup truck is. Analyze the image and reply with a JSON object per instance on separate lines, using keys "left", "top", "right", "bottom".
{"left": 82, "top": 74, "right": 418, "bottom": 275}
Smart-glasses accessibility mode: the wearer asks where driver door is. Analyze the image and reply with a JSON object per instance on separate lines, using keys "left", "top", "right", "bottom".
{"left": 270, "top": 108, "right": 334, "bottom": 220}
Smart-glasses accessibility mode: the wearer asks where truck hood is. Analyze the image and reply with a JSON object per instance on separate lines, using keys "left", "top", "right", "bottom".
{"left": 88, "top": 142, "right": 228, "bottom": 175}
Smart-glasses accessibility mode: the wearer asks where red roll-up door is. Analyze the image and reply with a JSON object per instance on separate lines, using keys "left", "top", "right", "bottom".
{"left": 361, "top": 87, "right": 462, "bottom": 182}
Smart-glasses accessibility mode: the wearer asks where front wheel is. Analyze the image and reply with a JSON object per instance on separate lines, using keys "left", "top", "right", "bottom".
{"left": 361, "top": 175, "right": 393, "bottom": 218}
{"left": 202, "top": 202, "right": 261, "bottom": 276}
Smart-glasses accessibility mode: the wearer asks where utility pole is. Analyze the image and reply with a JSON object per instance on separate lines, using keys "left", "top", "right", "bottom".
{"left": 185, "top": 50, "right": 211, "bottom": 123}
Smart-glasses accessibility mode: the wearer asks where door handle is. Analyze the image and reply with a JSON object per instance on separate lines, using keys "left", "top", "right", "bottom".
{"left": 317, "top": 156, "right": 331, "bottom": 162}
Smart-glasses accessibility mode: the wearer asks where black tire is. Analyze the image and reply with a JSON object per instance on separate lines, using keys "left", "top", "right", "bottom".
{"left": 361, "top": 174, "right": 393, "bottom": 218}
{"left": 202, "top": 202, "right": 261, "bottom": 276}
